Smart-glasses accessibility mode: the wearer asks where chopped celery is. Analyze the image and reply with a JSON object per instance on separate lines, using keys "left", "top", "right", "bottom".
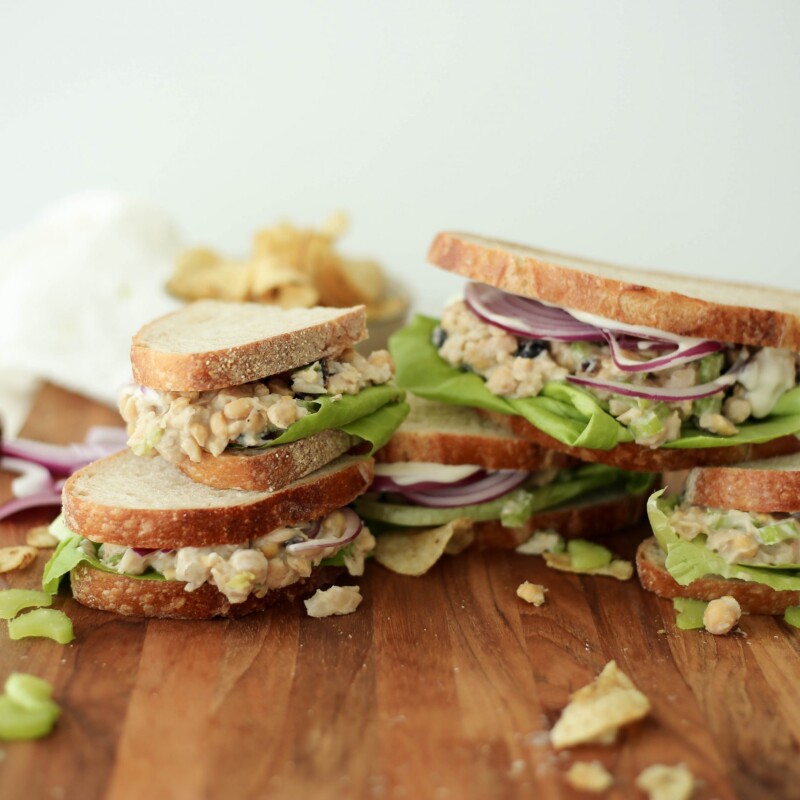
{"left": 759, "top": 520, "right": 800, "bottom": 545}
{"left": 0, "top": 589, "right": 52, "bottom": 620}
{"left": 8, "top": 608, "right": 74, "bottom": 644}
{"left": 693, "top": 394, "right": 722, "bottom": 418}
{"left": 0, "top": 673, "right": 60, "bottom": 741}
{"left": 673, "top": 598, "right": 708, "bottom": 630}
{"left": 697, "top": 353, "right": 724, "bottom": 383}
{"left": 566, "top": 540, "right": 613, "bottom": 571}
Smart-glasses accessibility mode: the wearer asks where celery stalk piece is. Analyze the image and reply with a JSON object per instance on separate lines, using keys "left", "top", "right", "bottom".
{"left": 673, "top": 598, "right": 708, "bottom": 630}
{"left": 0, "top": 695, "right": 59, "bottom": 740}
{"left": 566, "top": 540, "right": 613, "bottom": 571}
{"left": 0, "top": 589, "right": 53, "bottom": 620}
{"left": 5, "top": 673, "right": 55, "bottom": 709}
{"left": 7, "top": 608, "right": 74, "bottom": 644}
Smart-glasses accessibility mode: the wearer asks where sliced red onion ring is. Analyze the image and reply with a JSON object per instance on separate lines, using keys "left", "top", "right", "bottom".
{"left": 84, "top": 426, "right": 129, "bottom": 447}
{"left": 603, "top": 331, "right": 725, "bottom": 373}
{"left": 286, "top": 508, "right": 363, "bottom": 554}
{"left": 464, "top": 283, "right": 603, "bottom": 342}
{"left": 0, "top": 491, "right": 62, "bottom": 523}
{"left": 567, "top": 357, "right": 745, "bottom": 402}
{"left": 299, "top": 518, "right": 322, "bottom": 539}
{"left": 132, "top": 547, "right": 172, "bottom": 556}
{"left": 0, "top": 457, "right": 54, "bottom": 498}
{"left": 402, "top": 470, "right": 529, "bottom": 508}
{"left": 0, "top": 438, "right": 123, "bottom": 476}
{"left": 371, "top": 470, "right": 487, "bottom": 493}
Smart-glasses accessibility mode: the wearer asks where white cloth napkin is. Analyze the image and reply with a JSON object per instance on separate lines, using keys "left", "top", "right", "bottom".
{"left": 0, "top": 192, "right": 184, "bottom": 436}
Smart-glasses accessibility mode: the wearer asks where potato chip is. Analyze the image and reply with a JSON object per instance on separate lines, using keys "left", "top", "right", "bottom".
{"left": 543, "top": 552, "right": 633, "bottom": 581}
{"left": 26, "top": 526, "right": 58, "bottom": 549}
{"left": 0, "top": 546, "right": 38, "bottom": 574}
{"left": 636, "top": 764, "right": 695, "bottom": 800}
{"left": 516, "top": 582, "right": 547, "bottom": 606}
{"left": 565, "top": 761, "right": 614, "bottom": 793}
{"left": 374, "top": 518, "right": 475, "bottom": 576}
{"left": 550, "top": 660, "right": 651, "bottom": 749}
{"left": 304, "top": 585, "right": 362, "bottom": 618}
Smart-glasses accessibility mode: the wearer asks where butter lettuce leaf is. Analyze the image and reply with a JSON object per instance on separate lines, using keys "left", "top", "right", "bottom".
{"left": 43, "top": 532, "right": 164, "bottom": 595}
{"left": 784, "top": 607, "right": 800, "bottom": 628}
{"left": 646, "top": 490, "right": 800, "bottom": 592}
{"left": 243, "top": 385, "right": 408, "bottom": 454}
{"left": 392, "top": 316, "right": 800, "bottom": 451}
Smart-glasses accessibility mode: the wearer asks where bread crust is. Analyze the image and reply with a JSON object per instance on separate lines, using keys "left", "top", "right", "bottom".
{"left": 64, "top": 452, "right": 374, "bottom": 549}
{"left": 376, "top": 428, "right": 576, "bottom": 471}
{"left": 428, "top": 232, "right": 800, "bottom": 351}
{"left": 131, "top": 301, "right": 367, "bottom": 391}
{"left": 476, "top": 409, "right": 800, "bottom": 471}
{"left": 685, "top": 463, "right": 800, "bottom": 513}
{"left": 70, "top": 562, "right": 343, "bottom": 619}
{"left": 636, "top": 537, "right": 800, "bottom": 615}
{"left": 178, "top": 429, "right": 358, "bottom": 491}
{"left": 473, "top": 491, "right": 647, "bottom": 549}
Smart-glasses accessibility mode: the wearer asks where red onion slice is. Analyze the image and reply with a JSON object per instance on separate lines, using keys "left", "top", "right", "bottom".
{"left": 286, "top": 508, "right": 363, "bottom": 554}
{"left": 567, "top": 359, "right": 744, "bottom": 402}
{"left": 603, "top": 331, "right": 725, "bottom": 373}
{"left": 464, "top": 283, "right": 603, "bottom": 342}
{"left": 402, "top": 470, "right": 529, "bottom": 508}
{"left": 0, "top": 457, "right": 54, "bottom": 498}
{"left": 0, "top": 491, "right": 62, "bottom": 522}
{"left": 0, "top": 438, "right": 123, "bottom": 476}
{"left": 372, "top": 470, "right": 487, "bottom": 493}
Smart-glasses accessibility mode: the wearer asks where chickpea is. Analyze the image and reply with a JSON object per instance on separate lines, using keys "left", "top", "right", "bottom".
{"left": 703, "top": 596, "right": 741, "bottom": 635}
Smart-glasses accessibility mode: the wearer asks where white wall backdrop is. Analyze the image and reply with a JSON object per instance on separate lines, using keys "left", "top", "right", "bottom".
{"left": 1, "top": 1, "right": 799, "bottom": 313}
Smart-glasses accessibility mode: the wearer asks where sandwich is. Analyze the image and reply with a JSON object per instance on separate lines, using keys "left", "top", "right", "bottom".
{"left": 639, "top": 454, "right": 800, "bottom": 616}
{"left": 391, "top": 232, "right": 800, "bottom": 471}
{"left": 354, "top": 396, "right": 652, "bottom": 550}
{"left": 119, "top": 299, "right": 408, "bottom": 491}
{"left": 42, "top": 450, "right": 376, "bottom": 618}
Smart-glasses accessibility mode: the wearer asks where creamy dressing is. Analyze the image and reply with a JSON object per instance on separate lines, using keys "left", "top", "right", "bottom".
{"left": 738, "top": 347, "right": 797, "bottom": 417}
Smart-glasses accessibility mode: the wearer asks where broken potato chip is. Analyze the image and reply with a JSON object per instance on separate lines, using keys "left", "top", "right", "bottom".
{"left": 543, "top": 552, "right": 633, "bottom": 581}
{"left": 374, "top": 518, "right": 474, "bottom": 577}
{"left": 26, "top": 526, "right": 59, "bottom": 549}
{"left": 636, "top": 763, "right": 695, "bottom": 800}
{"left": 565, "top": 761, "right": 613, "bottom": 793}
{"left": 550, "top": 660, "right": 651, "bottom": 750}
{"left": 516, "top": 582, "right": 547, "bottom": 607}
{"left": 0, "top": 546, "right": 38, "bottom": 574}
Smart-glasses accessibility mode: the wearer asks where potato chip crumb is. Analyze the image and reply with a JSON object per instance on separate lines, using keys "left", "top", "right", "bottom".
{"left": 636, "top": 763, "right": 695, "bottom": 800}
{"left": 374, "top": 518, "right": 474, "bottom": 576}
{"left": 565, "top": 761, "right": 613, "bottom": 793}
{"left": 304, "top": 586, "right": 362, "bottom": 618}
{"left": 0, "top": 546, "right": 38, "bottom": 574}
{"left": 26, "top": 526, "right": 59, "bottom": 549}
{"left": 550, "top": 661, "right": 651, "bottom": 749}
{"left": 516, "top": 582, "right": 547, "bottom": 606}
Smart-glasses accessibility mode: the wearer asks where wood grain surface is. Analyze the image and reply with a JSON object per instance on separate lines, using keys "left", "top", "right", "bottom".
{"left": 1, "top": 384, "right": 799, "bottom": 800}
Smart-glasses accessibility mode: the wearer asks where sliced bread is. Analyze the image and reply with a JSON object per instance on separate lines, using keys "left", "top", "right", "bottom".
{"left": 131, "top": 300, "right": 367, "bottom": 391}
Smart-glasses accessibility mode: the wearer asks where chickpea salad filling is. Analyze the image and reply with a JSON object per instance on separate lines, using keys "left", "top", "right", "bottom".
{"left": 120, "top": 348, "right": 396, "bottom": 464}
{"left": 42, "top": 511, "right": 375, "bottom": 605}
{"left": 647, "top": 489, "right": 800, "bottom": 594}
{"left": 435, "top": 299, "right": 799, "bottom": 448}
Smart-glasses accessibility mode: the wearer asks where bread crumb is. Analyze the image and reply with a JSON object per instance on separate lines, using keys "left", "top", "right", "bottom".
{"left": 304, "top": 585, "right": 362, "bottom": 618}
{"left": 550, "top": 661, "right": 651, "bottom": 749}
{"left": 636, "top": 763, "right": 695, "bottom": 800}
{"left": 516, "top": 582, "right": 547, "bottom": 606}
{"left": 565, "top": 761, "right": 613, "bottom": 793}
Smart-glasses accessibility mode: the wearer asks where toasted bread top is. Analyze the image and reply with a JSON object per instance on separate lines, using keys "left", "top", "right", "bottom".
{"left": 131, "top": 300, "right": 367, "bottom": 391}
{"left": 428, "top": 232, "right": 800, "bottom": 350}
{"left": 377, "top": 396, "right": 575, "bottom": 471}
{"left": 684, "top": 453, "right": 800, "bottom": 513}
{"left": 63, "top": 450, "right": 373, "bottom": 548}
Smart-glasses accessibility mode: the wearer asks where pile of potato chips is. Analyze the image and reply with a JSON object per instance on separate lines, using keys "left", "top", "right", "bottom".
{"left": 168, "top": 213, "right": 406, "bottom": 321}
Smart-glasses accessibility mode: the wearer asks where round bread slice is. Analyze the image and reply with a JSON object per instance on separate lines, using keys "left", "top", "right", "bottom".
{"left": 684, "top": 453, "right": 800, "bottom": 513}
{"left": 376, "top": 396, "right": 576, "bottom": 471}
{"left": 131, "top": 300, "right": 367, "bottom": 392}
{"left": 178, "top": 429, "right": 359, "bottom": 492}
{"left": 428, "top": 231, "right": 800, "bottom": 350}
{"left": 70, "top": 563, "right": 343, "bottom": 619}
{"left": 63, "top": 450, "right": 374, "bottom": 549}
{"left": 636, "top": 537, "right": 800, "bottom": 615}
{"left": 475, "top": 409, "right": 800, "bottom": 472}
{"left": 473, "top": 489, "right": 647, "bottom": 549}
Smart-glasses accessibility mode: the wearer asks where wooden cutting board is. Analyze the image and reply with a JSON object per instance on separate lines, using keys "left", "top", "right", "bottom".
{"left": 1, "top": 384, "right": 799, "bottom": 800}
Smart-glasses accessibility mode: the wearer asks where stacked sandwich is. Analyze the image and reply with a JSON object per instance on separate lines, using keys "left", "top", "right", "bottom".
{"left": 385, "top": 232, "right": 800, "bottom": 615}
{"left": 43, "top": 300, "right": 409, "bottom": 618}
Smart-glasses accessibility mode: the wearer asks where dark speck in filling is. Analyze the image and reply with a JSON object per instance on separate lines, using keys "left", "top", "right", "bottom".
{"left": 431, "top": 327, "right": 447, "bottom": 348}
{"left": 580, "top": 357, "right": 600, "bottom": 375}
{"left": 516, "top": 339, "right": 547, "bottom": 358}
{"left": 320, "top": 359, "right": 329, "bottom": 382}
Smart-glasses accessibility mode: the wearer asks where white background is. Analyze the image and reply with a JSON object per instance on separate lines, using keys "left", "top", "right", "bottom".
{"left": 2, "top": 0, "right": 799, "bottom": 313}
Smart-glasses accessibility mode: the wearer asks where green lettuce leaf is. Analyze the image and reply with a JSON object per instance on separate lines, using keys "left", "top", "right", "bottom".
{"left": 673, "top": 597, "right": 708, "bottom": 630}
{"left": 241, "top": 385, "right": 408, "bottom": 454}
{"left": 392, "top": 316, "right": 800, "bottom": 451}
{"left": 784, "top": 607, "right": 800, "bottom": 628}
{"left": 355, "top": 464, "right": 645, "bottom": 529}
{"left": 646, "top": 491, "right": 800, "bottom": 592}
{"left": 43, "top": 532, "right": 165, "bottom": 595}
